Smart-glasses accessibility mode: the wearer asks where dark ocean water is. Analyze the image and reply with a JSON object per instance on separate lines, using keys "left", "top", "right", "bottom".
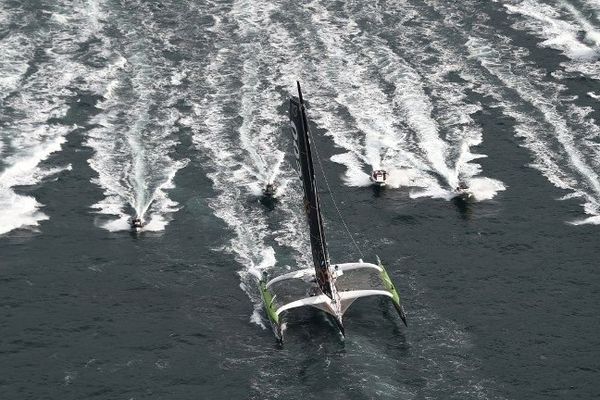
{"left": 1, "top": 0, "right": 600, "bottom": 399}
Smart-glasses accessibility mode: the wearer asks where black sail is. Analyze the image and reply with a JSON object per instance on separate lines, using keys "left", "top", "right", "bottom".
{"left": 289, "top": 82, "right": 334, "bottom": 299}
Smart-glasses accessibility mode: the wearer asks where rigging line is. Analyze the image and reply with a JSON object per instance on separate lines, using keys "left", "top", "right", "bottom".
{"left": 311, "top": 134, "right": 365, "bottom": 260}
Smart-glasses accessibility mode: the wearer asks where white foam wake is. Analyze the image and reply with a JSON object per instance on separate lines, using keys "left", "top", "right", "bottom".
{"left": 186, "top": 0, "right": 311, "bottom": 326}
{"left": 0, "top": 33, "right": 34, "bottom": 100}
{"left": 467, "top": 33, "right": 600, "bottom": 222}
{"left": 0, "top": 1, "right": 105, "bottom": 235}
{"left": 0, "top": 134, "right": 70, "bottom": 235}
{"left": 502, "top": 0, "right": 600, "bottom": 78}
{"left": 401, "top": 0, "right": 600, "bottom": 222}
{"left": 289, "top": 0, "right": 504, "bottom": 201}
{"left": 83, "top": 1, "right": 188, "bottom": 232}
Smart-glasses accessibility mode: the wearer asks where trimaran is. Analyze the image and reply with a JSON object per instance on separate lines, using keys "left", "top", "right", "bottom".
{"left": 259, "top": 82, "right": 407, "bottom": 341}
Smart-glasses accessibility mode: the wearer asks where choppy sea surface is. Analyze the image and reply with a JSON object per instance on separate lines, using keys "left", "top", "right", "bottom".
{"left": 1, "top": 0, "right": 599, "bottom": 399}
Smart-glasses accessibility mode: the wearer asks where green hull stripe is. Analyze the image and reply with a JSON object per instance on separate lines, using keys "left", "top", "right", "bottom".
{"left": 259, "top": 281, "right": 279, "bottom": 325}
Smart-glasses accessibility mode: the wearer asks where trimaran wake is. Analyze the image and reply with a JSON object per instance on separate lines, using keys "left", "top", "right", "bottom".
{"left": 259, "top": 82, "right": 407, "bottom": 342}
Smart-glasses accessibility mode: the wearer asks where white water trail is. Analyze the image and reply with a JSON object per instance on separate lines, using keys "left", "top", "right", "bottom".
{"left": 294, "top": 0, "right": 504, "bottom": 201}
{"left": 186, "top": 0, "right": 312, "bottom": 326}
{"left": 501, "top": 0, "right": 600, "bottom": 78}
{"left": 0, "top": 1, "right": 105, "bottom": 235}
{"left": 236, "top": 51, "right": 289, "bottom": 196}
{"left": 409, "top": 0, "right": 600, "bottom": 221}
{"left": 83, "top": 0, "right": 188, "bottom": 232}
{"left": 465, "top": 22, "right": 600, "bottom": 222}
{"left": 300, "top": 1, "right": 423, "bottom": 190}
{"left": 0, "top": 33, "right": 34, "bottom": 101}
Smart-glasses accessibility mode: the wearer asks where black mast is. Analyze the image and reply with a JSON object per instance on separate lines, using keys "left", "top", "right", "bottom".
{"left": 289, "top": 82, "right": 334, "bottom": 299}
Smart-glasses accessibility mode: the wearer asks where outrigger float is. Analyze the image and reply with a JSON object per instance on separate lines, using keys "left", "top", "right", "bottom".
{"left": 259, "top": 82, "right": 407, "bottom": 342}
